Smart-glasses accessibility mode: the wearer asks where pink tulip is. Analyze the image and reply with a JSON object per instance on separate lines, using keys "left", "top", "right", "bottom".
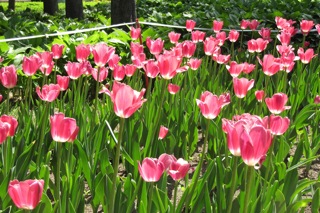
{"left": 168, "top": 31, "right": 181, "bottom": 44}
{"left": 196, "top": 91, "right": 230, "bottom": 119}
{"left": 226, "top": 61, "right": 245, "bottom": 78}
{"left": 158, "top": 125, "right": 169, "bottom": 139}
{"left": 249, "top": 19, "right": 259, "bottom": 30}
{"left": 258, "top": 54, "right": 281, "bottom": 76}
{"left": 187, "top": 58, "right": 202, "bottom": 70}
{"left": 8, "top": 179, "right": 44, "bottom": 210}
{"left": 113, "top": 65, "right": 126, "bottom": 81}
{"left": 138, "top": 157, "right": 165, "bottom": 182}
{"left": 158, "top": 153, "right": 176, "bottom": 170}
{"left": 40, "top": 61, "right": 54, "bottom": 76}
{"left": 0, "top": 56, "right": 3, "bottom": 63}
{"left": 57, "top": 75, "right": 70, "bottom": 91}
{"left": 102, "top": 81, "right": 146, "bottom": 118}
{"left": 233, "top": 77, "right": 254, "bottom": 98}
{"left": 275, "top": 17, "right": 295, "bottom": 30}
{"left": 0, "top": 122, "right": 10, "bottom": 144}
{"left": 37, "top": 52, "right": 53, "bottom": 75}
{"left": 157, "top": 51, "right": 183, "bottom": 80}
{"left": 143, "top": 60, "right": 159, "bottom": 78}
{"left": 222, "top": 119, "right": 246, "bottom": 156}
{"left": 0, "top": 94, "right": 2, "bottom": 102}
{"left": 240, "top": 125, "right": 272, "bottom": 168}
{"left": 168, "top": 158, "right": 190, "bottom": 181}
{"left": 186, "top": 20, "right": 196, "bottom": 32}
{"left": 0, "top": 115, "right": 18, "bottom": 137}
{"left": 240, "top": 20, "right": 250, "bottom": 29}
{"left": 316, "top": 24, "right": 320, "bottom": 35}
{"left": 242, "top": 62, "right": 255, "bottom": 74}
{"left": 76, "top": 43, "right": 91, "bottom": 62}
{"left": 36, "top": 84, "right": 60, "bottom": 102}
{"left": 168, "top": 83, "right": 180, "bottom": 95}
{"left": 51, "top": 44, "right": 64, "bottom": 59}
{"left": 92, "top": 67, "right": 109, "bottom": 82}
{"left": 108, "top": 54, "right": 121, "bottom": 70}
{"left": 22, "top": 55, "right": 42, "bottom": 76}
{"left": 130, "top": 26, "right": 141, "bottom": 40}
{"left": 65, "top": 61, "right": 87, "bottom": 79}
{"left": 131, "top": 52, "right": 146, "bottom": 69}
{"left": 212, "top": 54, "right": 230, "bottom": 64}
{"left": 203, "top": 36, "right": 220, "bottom": 56}
{"left": 255, "top": 90, "right": 265, "bottom": 102}
{"left": 92, "top": 42, "right": 115, "bottom": 67}
{"left": 124, "top": 64, "right": 137, "bottom": 77}
{"left": 277, "top": 32, "right": 291, "bottom": 45}
{"left": 248, "top": 38, "right": 268, "bottom": 53}
{"left": 300, "top": 20, "right": 314, "bottom": 35}
{"left": 130, "top": 42, "right": 144, "bottom": 56}
{"left": 265, "top": 93, "right": 291, "bottom": 114}
{"left": 259, "top": 28, "right": 272, "bottom": 41}
{"left": 268, "top": 115, "right": 290, "bottom": 135}
{"left": 50, "top": 113, "right": 79, "bottom": 143}
{"left": 213, "top": 20, "right": 223, "bottom": 33}
{"left": 228, "top": 30, "right": 240, "bottom": 42}
{"left": 191, "top": 30, "right": 206, "bottom": 43}
{"left": 179, "top": 40, "right": 196, "bottom": 58}
{"left": 297, "top": 48, "right": 317, "bottom": 64}
{"left": 0, "top": 65, "right": 17, "bottom": 89}
{"left": 216, "top": 31, "right": 227, "bottom": 46}
{"left": 146, "top": 37, "right": 164, "bottom": 55}
{"left": 314, "top": 95, "right": 320, "bottom": 104}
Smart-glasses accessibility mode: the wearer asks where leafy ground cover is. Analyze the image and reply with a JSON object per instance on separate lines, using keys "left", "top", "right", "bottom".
{"left": 0, "top": 0, "right": 319, "bottom": 213}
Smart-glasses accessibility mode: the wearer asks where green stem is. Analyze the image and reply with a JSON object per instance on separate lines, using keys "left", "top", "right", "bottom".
{"left": 109, "top": 118, "right": 125, "bottom": 213}
{"left": 147, "top": 182, "right": 155, "bottom": 213}
{"left": 36, "top": 102, "right": 50, "bottom": 168}
{"left": 55, "top": 142, "right": 62, "bottom": 211}
{"left": 227, "top": 157, "right": 239, "bottom": 213}
{"left": 184, "top": 118, "right": 210, "bottom": 213}
{"left": 94, "top": 67, "right": 101, "bottom": 124}
{"left": 173, "top": 181, "right": 179, "bottom": 211}
{"left": 126, "top": 178, "right": 142, "bottom": 213}
{"left": 243, "top": 166, "right": 255, "bottom": 213}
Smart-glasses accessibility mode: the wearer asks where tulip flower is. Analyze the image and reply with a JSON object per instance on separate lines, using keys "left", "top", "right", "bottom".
{"left": 268, "top": 115, "right": 290, "bottom": 135}
{"left": 265, "top": 93, "right": 291, "bottom": 114}
{"left": 233, "top": 77, "right": 254, "bottom": 98}
{"left": 226, "top": 61, "right": 245, "bottom": 78}
{"left": 213, "top": 20, "right": 223, "bottom": 33}
{"left": 168, "top": 158, "right": 190, "bottom": 181}
{"left": 92, "top": 42, "right": 115, "bottom": 67}
{"left": 92, "top": 67, "right": 109, "bottom": 82}
{"left": 168, "top": 83, "right": 180, "bottom": 95}
{"left": 37, "top": 51, "right": 53, "bottom": 70}
{"left": 158, "top": 153, "right": 176, "bottom": 170}
{"left": 0, "top": 115, "right": 18, "bottom": 137}
{"left": 259, "top": 28, "right": 272, "bottom": 42}
{"left": 297, "top": 47, "right": 317, "bottom": 64}
{"left": 124, "top": 64, "right": 137, "bottom": 77}
{"left": 240, "top": 19, "right": 250, "bottom": 29}
{"left": 8, "top": 179, "right": 44, "bottom": 210}
{"left": 300, "top": 20, "right": 314, "bottom": 35}
{"left": 51, "top": 44, "right": 64, "bottom": 59}
{"left": 187, "top": 58, "right": 202, "bottom": 70}
{"left": 138, "top": 157, "right": 165, "bottom": 182}
{"left": 216, "top": 31, "right": 227, "bottom": 46}
{"left": 242, "top": 62, "right": 255, "bottom": 74}
{"left": 228, "top": 30, "right": 240, "bottom": 42}
{"left": 222, "top": 119, "right": 246, "bottom": 156}
{"left": 277, "top": 32, "right": 292, "bottom": 45}
{"left": 258, "top": 54, "right": 281, "bottom": 76}
{"left": 212, "top": 54, "right": 230, "bottom": 64}
{"left": 130, "top": 26, "right": 141, "bottom": 40}
{"left": 158, "top": 125, "right": 169, "bottom": 139}
{"left": 191, "top": 30, "right": 206, "bottom": 43}
{"left": 65, "top": 61, "right": 87, "bottom": 79}
{"left": 255, "top": 90, "right": 265, "bottom": 102}
{"left": 76, "top": 43, "right": 91, "bottom": 62}
{"left": 196, "top": 91, "right": 230, "bottom": 119}
{"left": 143, "top": 59, "right": 159, "bottom": 78}
{"left": 146, "top": 37, "right": 164, "bottom": 55}
{"left": 22, "top": 55, "right": 42, "bottom": 76}
{"left": 203, "top": 36, "right": 220, "bottom": 56}
{"left": 0, "top": 94, "right": 2, "bottom": 102}
{"left": 314, "top": 95, "right": 320, "bottom": 104}
{"left": 248, "top": 19, "right": 259, "bottom": 30}
{"left": 0, "top": 65, "right": 17, "bottom": 89}
{"left": 57, "top": 75, "right": 70, "bottom": 91}
{"left": 168, "top": 31, "right": 181, "bottom": 44}
{"left": 179, "top": 40, "right": 196, "bottom": 58}
{"left": 316, "top": 24, "right": 320, "bottom": 35}
{"left": 102, "top": 81, "right": 146, "bottom": 118}
{"left": 50, "top": 113, "right": 79, "bottom": 143}
{"left": 240, "top": 125, "right": 272, "bottom": 168}
{"left": 186, "top": 20, "right": 196, "bottom": 32}
{"left": 113, "top": 65, "right": 126, "bottom": 81}
{"left": 108, "top": 54, "right": 121, "bottom": 70}
{"left": 36, "top": 84, "right": 60, "bottom": 102}
{"left": 0, "top": 122, "right": 10, "bottom": 144}
{"left": 157, "top": 51, "right": 183, "bottom": 80}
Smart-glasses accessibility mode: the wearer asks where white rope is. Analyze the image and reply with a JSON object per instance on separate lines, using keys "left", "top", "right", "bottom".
{"left": 0, "top": 20, "right": 318, "bottom": 43}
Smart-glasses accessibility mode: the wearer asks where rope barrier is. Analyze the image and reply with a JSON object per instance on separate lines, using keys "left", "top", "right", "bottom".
{"left": 0, "top": 20, "right": 318, "bottom": 43}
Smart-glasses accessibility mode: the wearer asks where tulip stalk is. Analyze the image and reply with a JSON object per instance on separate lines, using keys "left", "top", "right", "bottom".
{"left": 243, "top": 166, "right": 255, "bottom": 213}
{"left": 109, "top": 117, "right": 125, "bottom": 213}
{"left": 54, "top": 142, "right": 62, "bottom": 211}
{"left": 227, "top": 156, "right": 238, "bottom": 213}
{"left": 173, "top": 181, "right": 179, "bottom": 211}
{"left": 184, "top": 118, "right": 210, "bottom": 213}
